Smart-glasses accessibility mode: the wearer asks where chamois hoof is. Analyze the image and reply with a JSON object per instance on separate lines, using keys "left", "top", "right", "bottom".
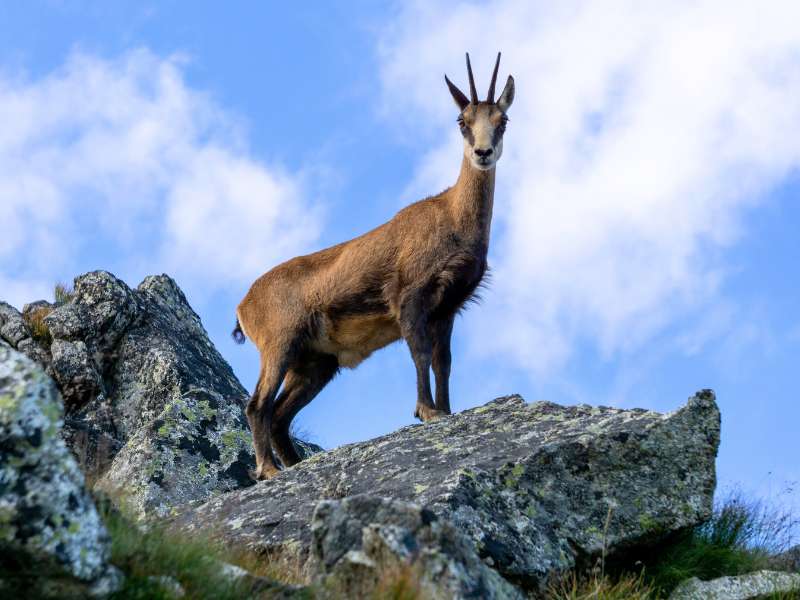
{"left": 250, "top": 465, "right": 280, "bottom": 481}
{"left": 414, "top": 404, "right": 447, "bottom": 422}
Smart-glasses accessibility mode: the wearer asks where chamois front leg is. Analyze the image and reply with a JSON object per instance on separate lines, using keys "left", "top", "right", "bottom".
{"left": 400, "top": 292, "right": 446, "bottom": 422}
{"left": 431, "top": 316, "right": 454, "bottom": 415}
{"left": 245, "top": 353, "right": 289, "bottom": 480}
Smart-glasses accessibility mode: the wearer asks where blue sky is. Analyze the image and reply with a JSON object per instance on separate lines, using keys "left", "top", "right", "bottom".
{"left": 2, "top": 2, "right": 799, "bottom": 520}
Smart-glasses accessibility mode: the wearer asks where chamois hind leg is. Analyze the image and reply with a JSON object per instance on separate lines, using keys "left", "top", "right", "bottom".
{"left": 431, "top": 315, "right": 454, "bottom": 415}
{"left": 246, "top": 348, "right": 291, "bottom": 480}
{"left": 271, "top": 352, "right": 339, "bottom": 468}
{"left": 400, "top": 289, "right": 446, "bottom": 423}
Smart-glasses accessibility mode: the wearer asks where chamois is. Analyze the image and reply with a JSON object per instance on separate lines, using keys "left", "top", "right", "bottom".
{"left": 234, "top": 53, "right": 515, "bottom": 480}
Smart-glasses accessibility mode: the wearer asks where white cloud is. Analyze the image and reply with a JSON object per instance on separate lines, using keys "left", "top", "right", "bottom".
{"left": 0, "top": 49, "right": 321, "bottom": 308}
{"left": 378, "top": 0, "right": 800, "bottom": 373}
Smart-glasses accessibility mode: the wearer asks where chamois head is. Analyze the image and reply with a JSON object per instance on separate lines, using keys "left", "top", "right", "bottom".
{"left": 445, "top": 52, "right": 515, "bottom": 171}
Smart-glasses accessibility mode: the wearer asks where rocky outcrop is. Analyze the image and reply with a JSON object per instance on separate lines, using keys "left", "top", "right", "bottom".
{"left": 310, "top": 494, "right": 522, "bottom": 599}
{"left": 0, "top": 271, "right": 318, "bottom": 519}
{"left": 668, "top": 570, "right": 800, "bottom": 599}
{"left": 3, "top": 270, "right": 734, "bottom": 597}
{"left": 0, "top": 345, "right": 121, "bottom": 594}
{"left": 175, "top": 391, "right": 720, "bottom": 593}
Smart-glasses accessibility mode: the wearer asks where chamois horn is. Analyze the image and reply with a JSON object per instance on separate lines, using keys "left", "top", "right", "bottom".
{"left": 487, "top": 52, "right": 501, "bottom": 103}
{"left": 466, "top": 53, "right": 479, "bottom": 104}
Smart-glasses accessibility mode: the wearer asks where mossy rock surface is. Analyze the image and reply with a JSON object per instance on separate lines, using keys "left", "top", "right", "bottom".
{"left": 2, "top": 271, "right": 321, "bottom": 520}
{"left": 0, "top": 345, "right": 120, "bottom": 591}
{"left": 175, "top": 391, "right": 720, "bottom": 594}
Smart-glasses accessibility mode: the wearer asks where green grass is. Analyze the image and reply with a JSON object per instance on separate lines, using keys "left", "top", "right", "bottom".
{"left": 53, "top": 282, "right": 74, "bottom": 305}
{"left": 641, "top": 492, "right": 799, "bottom": 596}
{"left": 102, "top": 502, "right": 310, "bottom": 600}
{"left": 4, "top": 487, "right": 796, "bottom": 598}
{"left": 554, "top": 492, "right": 798, "bottom": 599}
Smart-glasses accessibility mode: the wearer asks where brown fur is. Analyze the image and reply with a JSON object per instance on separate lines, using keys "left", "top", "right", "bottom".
{"left": 236, "top": 54, "right": 514, "bottom": 479}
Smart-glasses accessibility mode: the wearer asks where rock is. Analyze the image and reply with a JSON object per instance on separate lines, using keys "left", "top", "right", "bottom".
{"left": 42, "top": 302, "right": 90, "bottom": 342}
{"left": 311, "top": 494, "right": 523, "bottom": 599}
{"left": 769, "top": 544, "right": 800, "bottom": 572}
{"left": 90, "top": 274, "right": 264, "bottom": 518}
{"left": 2, "top": 270, "right": 318, "bottom": 519}
{"left": 668, "top": 570, "right": 800, "bottom": 599}
{"left": 97, "top": 386, "right": 256, "bottom": 519}
{"left": 1, "top": 300, "right": 55, "bottom": 378}
{"left": 216, "top": 560, "right": 308, "bottom": 598}
{"left": 57, "top": 272, "right": 256, "bottom": 518}
{"left": 15, "top": 336, "right": 53, "bottom": 372}
{"left": 51, "top": 270, "right": 139, "bottom": 357}
{"left": 50, "top": 339, "right": 102, "bottom": 410}
{"left": 23, "top": 299, "right": 55, "bottom": 318}
{"left": 0, "top": 301, "right": 29, "bottom": 346}
{"left": 175, "top": 391, "right": 720, "bottom": 593}
{"left": 62, "top": 394, "right": 122, "bottom": 486}
{"left": 0, "top": 344, "right": 121, "bottom": 593}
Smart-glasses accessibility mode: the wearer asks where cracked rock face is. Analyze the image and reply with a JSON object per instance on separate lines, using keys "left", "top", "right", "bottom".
{"left": 310, "top": 494, "right": 523, "bottom": 599}
{"left": 0, "top": 345, "right": 120, "bottom": 591}
{"left": 83, "top": 273, "right": 260, "bottom": 518}
{"left": 175, "top": 391, "right": 720, "bottom": 593}
{"left": 1, "top": 271, "right": 319, "bottom": 519}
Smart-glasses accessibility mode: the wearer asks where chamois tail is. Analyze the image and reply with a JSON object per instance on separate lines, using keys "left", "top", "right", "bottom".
{"left": 232, "top": 319, "right": 246, "bottom": 344}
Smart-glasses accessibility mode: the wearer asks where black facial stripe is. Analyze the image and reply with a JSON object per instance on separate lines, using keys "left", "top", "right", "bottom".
{"left": 491, "top": 126, "right": 504, "bottom": 148}
{"left": 462, "top": 126, "right": 475, "bottom": 146}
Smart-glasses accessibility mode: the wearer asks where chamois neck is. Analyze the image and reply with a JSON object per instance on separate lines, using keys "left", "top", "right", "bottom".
{"left": 449, "top": 156, "right": 496, "bottom": 241}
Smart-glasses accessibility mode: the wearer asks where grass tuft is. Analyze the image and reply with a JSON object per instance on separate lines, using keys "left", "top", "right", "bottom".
{"left": 557, "top": 491, "right": 798, "bottom": 599}
{"left": 641, "top": 492, "right": 799, "bottom": 595}
{"left": 25, "top": 306, "right": 53, "bottom": 345}
{"left": 102, "top": 503, "right": 309, "bottom": 600}
{"left": 549, "top": 571, "right": 656, "bottom": 600}
{"left": 370, "top": 564, "right": 424, "bottom": 600}
{"left": 54, "top": 282, "right": 75, "bottom": 305}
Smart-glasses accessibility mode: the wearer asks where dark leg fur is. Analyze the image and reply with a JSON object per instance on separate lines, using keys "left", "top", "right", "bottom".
{"left": 270, "top": 352, "right": 339, "bottom": 468}
{"left": 400, "top": 290, "right": 445, "bottom": 422}
{"left": 431, "top": 316, "right": 454, "bottom": 414}
{"left": 245, "top": 356, "right": 291, "bottom": 480}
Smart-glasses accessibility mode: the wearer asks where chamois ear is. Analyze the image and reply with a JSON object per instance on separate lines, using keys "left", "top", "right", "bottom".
{"left": 497, "top": 75, "right": 515, "bottom": 113}
{"left": 445, "top": 74, "right": 470, "bottom": 111}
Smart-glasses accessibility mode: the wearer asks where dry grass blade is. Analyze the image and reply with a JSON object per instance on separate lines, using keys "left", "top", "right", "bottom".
{"left": 24, "top": 306, "right": 53, "bottom": 344}
{"left": 549, "top": 572, "right": 655, "bottom": 600}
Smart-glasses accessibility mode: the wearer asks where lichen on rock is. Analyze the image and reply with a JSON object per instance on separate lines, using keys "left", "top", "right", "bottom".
{"left": 97, "top": 388, "right": 256, "bottom": 519}
{"left": 174, "top": 391, "right": 720, "bottom": 593}
{"left": 310, "top": 494, "right": 523, "bottom": 599}
{"left": 0, "top": 301, "right": 30, "bottom": 347}
{"left": 668, "top": 570, "right": 800, "bottom": 599}
{"left": 0, "top": 344, "right": 120, "bottom": 591}
{"left": 1, "top": 271, "right": 323, "bottom": 520}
